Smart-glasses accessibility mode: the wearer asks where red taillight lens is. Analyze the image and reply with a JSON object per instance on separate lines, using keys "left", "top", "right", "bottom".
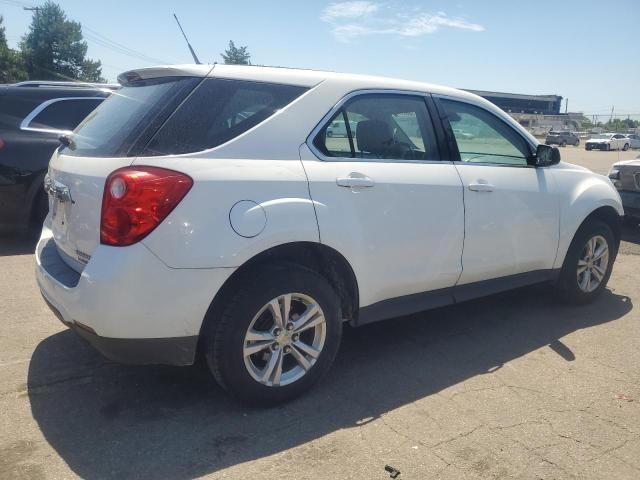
{"left": 100, "top": 166, "right": 193, "bottom": 246}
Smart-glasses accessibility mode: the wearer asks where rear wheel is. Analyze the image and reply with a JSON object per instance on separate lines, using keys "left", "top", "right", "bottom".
{"left": 204, "top": 264, "right": 343, "bottom": 406}
{"left": 556, "top": 220, "right": 616, "bottom": 304}
{"left": 623, "top": 143, "right": 630, "bottom": 151}
{"left": 574, "top": 139, "right": 580, "bottom": 147}
{"left": 560, "top": 140, "right": 567, "bottom": 147}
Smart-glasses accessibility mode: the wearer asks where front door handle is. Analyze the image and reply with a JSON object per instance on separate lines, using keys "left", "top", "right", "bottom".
{"left": 468, "top": 182, "right": 494, "bottom": 192}
{"left": 336, "top": 174, "right": 375, "bottom": 188}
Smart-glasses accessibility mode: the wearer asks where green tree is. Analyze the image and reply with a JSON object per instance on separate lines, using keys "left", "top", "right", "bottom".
{"left": 20, "top": 1, "right": 105, "bottom": 82}
{"left": 0, "top": 16, "right": 28, "bottom": 82}
{"left": 221, "top": 40, "right": 251, "bottom": 65}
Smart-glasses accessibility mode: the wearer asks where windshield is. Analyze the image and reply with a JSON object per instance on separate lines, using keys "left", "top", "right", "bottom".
{"left": 62, "top": 76, "right": 200, "bottom": 157}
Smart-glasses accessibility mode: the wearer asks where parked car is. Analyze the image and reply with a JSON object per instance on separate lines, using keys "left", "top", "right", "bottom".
{"left": 585, "top": 133, "right": 630, "bottom": 151}
{"left": 36, "top": 65, "right": 623, "bottom": 405}
{"left": 609, "top": 156, "right": 640, "bottom": 223}
{"left": 545, "top": 130, "right": 580, "bottom": 147}
{"left": 0, "top": 81, "right": 116, "bottom": 234}
{"left": 326, "top": 119, "right": 357, "bottom": 137}
{"left": 624, "top": 134, "right": 640, "bottom": 149}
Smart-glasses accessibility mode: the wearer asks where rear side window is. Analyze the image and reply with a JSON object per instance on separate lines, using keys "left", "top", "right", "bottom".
{"left": 63, "top": 77, "right": 200, "bottom": 157}
{"left": 313, "top": 94, "right": 440, "bottom": 161}
{"left": 24, "top": 98, "right": 103, "bottom": 132}
{"left": 142, "top": 79, "right": 308, "bottom": 156}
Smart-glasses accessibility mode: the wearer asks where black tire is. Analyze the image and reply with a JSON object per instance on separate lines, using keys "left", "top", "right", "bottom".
{"left": 327, "top": 130, "right": 334, "bottom": 138}
{"left": 204, "top": 263, "right": 343, "bottom": 406}
{"left": 574, "top": 140, "right": 580, "bottom": 147}
{"left": 606, "top": 144, "right": 611, "bottom": 151}
{"left": 623, "top": 143, "right": 630, "bottom": 151}
{"left": 560, "top": 140, "right": 567, "bottom": 147}
{"left": 556, "top": 219, "right": 617, "bottom": 305}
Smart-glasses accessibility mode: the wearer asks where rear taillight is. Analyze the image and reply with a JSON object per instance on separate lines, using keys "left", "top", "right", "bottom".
{"left": 100, "top": 166, "right": 193, "bottom": 246}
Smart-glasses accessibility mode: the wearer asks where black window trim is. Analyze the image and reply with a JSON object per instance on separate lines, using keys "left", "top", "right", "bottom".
{"left": 306, "top": 89, "right": 444, "bottom": 164}
{"left": 432, "top": 94, "right": 539, "bottom": 168}
{"left": 19, "top": 96, "right": 104, "bottom": 135}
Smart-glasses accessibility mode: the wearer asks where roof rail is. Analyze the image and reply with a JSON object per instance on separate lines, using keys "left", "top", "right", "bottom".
{"left": 12, "top": 80, "right": 120, "bottom": 90}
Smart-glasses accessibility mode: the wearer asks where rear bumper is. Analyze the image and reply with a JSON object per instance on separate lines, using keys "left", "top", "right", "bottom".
{"left": 35, "top": 225, "right": 235, "bottom": 366}
{"left": 42, "top": 294, "right": 198, "bottom": 365}
{"left": 620, "top": 190, "right": 640, "bottom": 219}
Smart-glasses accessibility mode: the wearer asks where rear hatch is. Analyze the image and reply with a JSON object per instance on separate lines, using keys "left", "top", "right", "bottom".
{"left": 47, "top": 69, "right": 208, "bottom": 272}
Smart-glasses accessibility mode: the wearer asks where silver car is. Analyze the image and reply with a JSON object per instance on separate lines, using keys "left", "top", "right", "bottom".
{"left": 625, "top": 134, "right": 640, "bottom": 149}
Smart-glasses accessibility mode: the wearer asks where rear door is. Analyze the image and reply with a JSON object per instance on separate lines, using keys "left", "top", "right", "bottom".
{"left": 435, "top": 97, "right": 559, "bottom": 285}
{"left": 300, "top": 92, "right": 465, "bottom": 312}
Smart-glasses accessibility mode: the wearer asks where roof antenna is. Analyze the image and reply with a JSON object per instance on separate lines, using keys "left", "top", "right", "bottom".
{"left": 173, "top": 13, "right": 201, "bottom": 64}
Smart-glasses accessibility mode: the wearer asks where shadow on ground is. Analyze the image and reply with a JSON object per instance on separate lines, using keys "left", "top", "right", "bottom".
{"left": 28, "top": 286, "right": 632, "bottom": 479}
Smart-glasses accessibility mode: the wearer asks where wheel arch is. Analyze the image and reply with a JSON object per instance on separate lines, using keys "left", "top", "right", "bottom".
{"left": 555, "top": 202, "right": 623, "bottom": 270}
{"left": 198, "top": 241, "right": 359, "bottom": 345}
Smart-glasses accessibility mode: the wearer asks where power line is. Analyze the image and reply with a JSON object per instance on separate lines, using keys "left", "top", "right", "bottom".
{"left": 82, "top": 26, "right": 173, "bottom": 65}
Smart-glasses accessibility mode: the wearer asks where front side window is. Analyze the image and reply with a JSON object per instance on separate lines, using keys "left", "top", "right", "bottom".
{"left": 440, "top": 99, "right": 531, "bottom": 166}
{"left": 25, "top": 98, "right": 103, "bottom": 132}
{"left": 314, "top": 94, "right": 439, "bottom": 161}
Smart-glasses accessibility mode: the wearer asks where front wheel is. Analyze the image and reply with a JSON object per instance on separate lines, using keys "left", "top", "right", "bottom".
{"left": 205, "top": 264, "right": 343, "bottom": 406}
{"left": 556, "top": 219, "right": 616, "bottom": 304}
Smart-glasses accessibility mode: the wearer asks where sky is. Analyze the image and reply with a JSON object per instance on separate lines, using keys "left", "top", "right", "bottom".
{"left": 2, "top": 0, "right": 639, "bottom": 116}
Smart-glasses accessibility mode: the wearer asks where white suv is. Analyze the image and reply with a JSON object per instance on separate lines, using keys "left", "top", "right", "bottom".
{"left": 36, "top": 65, "right": 623, "bottom": 405}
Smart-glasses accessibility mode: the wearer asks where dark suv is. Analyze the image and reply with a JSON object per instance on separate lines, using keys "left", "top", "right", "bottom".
{"left": 545, "top": 130, "right": 580, "bottom": 147}
{"left": 0, "top": 81, "right": 116, "bottom": 234}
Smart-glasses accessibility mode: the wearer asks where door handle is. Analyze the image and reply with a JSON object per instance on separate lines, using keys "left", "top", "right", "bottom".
{"left": 336, "top": 174, "right": 375, "bottom": 188}
{"left": 468, "top": 182, "right": 494, "bottom": 192}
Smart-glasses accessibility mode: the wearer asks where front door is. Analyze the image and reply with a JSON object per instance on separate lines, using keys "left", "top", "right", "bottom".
{"left": 436, "top": 97, "right": 560, "bottom": 286}
{"left": 300, "top": 93, "right": 465, "bottom": 311}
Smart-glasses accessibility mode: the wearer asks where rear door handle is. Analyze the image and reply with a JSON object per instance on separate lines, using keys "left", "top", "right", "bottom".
{"left": 468, "top": 182, "right": 494, "bottom": 192}
{"left": 336, "top": 174, "right": 375, "bottom": 188}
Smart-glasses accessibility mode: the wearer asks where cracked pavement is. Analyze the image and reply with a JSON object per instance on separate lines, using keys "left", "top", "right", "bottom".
{"left": 1, "top": 148, "right": 639, "bottom": 479}
{"left": 1, "top": 233, "right": 638, "bottom": 479}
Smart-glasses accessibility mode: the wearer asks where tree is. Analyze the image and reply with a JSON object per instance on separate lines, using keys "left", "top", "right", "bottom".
{"left": 20, "top": 1, "right": 105, "bottom": 82}
{"left": 221, "top": 40, "right": 251, "bottom": 65}
{"left": 0, "top": 16, "right": 28, "bottom": 82}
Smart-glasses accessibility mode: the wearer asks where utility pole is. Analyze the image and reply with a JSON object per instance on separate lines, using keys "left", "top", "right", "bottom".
{"left": 610, "top": 105, "right": 615, "bottom": 123}
{"left": 565, "top": 98, "right": 568, "bottom": 114}
{"left": 23, "top": 6, "right": 40, "bottom": 12}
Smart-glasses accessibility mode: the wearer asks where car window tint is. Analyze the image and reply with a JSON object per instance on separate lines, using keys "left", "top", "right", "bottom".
{"left": 64, "top": 77, "right": 200, "bottom": 157}
{"left": 28, "top": 98, "right": 103, "bottom": 131}
{"left": 143, "top": 79, "right": 308, "bottom": 156}
{"left": 314, "top": 94, "right": 439, "bottom": 161}
{"left": 440, "top": 99, "right": 531, "bottom": 166}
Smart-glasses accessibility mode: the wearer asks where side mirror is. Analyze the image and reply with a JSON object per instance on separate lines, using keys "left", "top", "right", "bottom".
{"left": 532, "top": 143, "right": 560, "bottom": 167}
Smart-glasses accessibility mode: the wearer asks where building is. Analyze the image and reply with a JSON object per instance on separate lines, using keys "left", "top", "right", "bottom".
{"left": 464, "top": 89, "right": 563, "bottom": 115}
{"left": 463, "top": 89, "right": 592, "bottom": 135}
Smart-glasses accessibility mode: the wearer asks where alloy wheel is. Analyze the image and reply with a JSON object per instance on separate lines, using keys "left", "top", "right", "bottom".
{"left": 243, "top": 293, "right": 326, "bottom": 387}
{"left": 576, "top": 235, "right": 609, "bottom": 293}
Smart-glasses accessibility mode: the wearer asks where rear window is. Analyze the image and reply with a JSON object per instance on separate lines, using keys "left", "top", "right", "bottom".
{"left": 63, "top": 77, "right": 200, "bottom": 157}
{"left": 141, "top": 79, "right": 308, "bottom": 156}
{"left": 27, "top": 98, "right": 103, "bottom": 132}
